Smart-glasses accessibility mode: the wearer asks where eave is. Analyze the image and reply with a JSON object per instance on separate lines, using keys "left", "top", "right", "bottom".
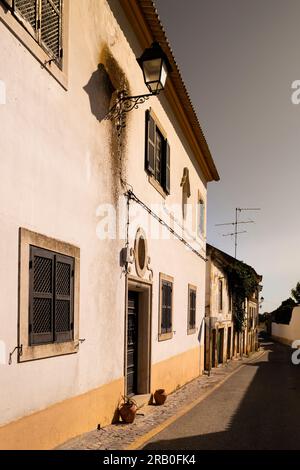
{"left": 119, "top": 0, "right": 220, "bottom": 183}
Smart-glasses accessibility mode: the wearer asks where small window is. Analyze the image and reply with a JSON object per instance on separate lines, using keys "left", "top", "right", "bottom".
{"left": 197, "top": 198, "right": 205, "bottom": 237}
{"left": 145, "top": 111, "right": 170, "bottom": 195}
{"left": 19, "top": 228, "right": 79, "bottom": 362}
{"left": 29, "top": 246, "right": 74, "bottom": 345}
{"left": 188, "top": 286, "right": 196, "bottom": 333}
{"left": 159, "top": 274, "right": 173, "bottom": 340}
{"left": 218, "top": 279, "right": 223, "bottom": 312}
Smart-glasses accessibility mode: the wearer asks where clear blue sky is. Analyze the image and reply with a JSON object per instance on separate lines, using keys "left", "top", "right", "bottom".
{"left": 156, "top": 0, "right": 300, "bottom": 312}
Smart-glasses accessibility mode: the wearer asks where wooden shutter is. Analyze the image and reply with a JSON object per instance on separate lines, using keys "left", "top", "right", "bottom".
{"left": 29, "top": 246, "right": 54, "bottom": 345}
{"left": 14, "top": 0, "right": 38, "bottom": 35}
{"left": 163, "top": 140, "right": 170, "bottom": 194}
{"left": 145, "top": 110, "right": 155, "bottom": 175}
{"left": 54, "top": 253, "right": 74, "bottom": 343}
{"left": 40, "top": 0, "right": 63, "bottom": 64}
{"left": 161, "top": 280, "right": 172, "bottom": 334}
{"left": 189, "top": 290, "right": 196, "bottom": 329}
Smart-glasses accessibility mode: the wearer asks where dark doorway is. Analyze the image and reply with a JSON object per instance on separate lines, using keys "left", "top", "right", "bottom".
{"left": 127, "top": 291, "right": 139, "bottom": 396}
{"left": 212, "top": 329, "right": 216, "bottom": 367}
{"left": 227, "top": 327, "right": 232, "bottom": 360}
{"left": 218, "top": 328, "right": 224, "bottom": 364}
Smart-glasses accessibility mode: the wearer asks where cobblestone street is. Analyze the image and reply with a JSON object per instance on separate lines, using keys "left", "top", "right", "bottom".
{"left": 59, "top": 349, "right": 264, "bottom": 450}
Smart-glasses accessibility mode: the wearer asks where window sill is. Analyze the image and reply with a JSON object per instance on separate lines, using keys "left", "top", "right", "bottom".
{"left": 158, "top": 331, "right": 173, "bottom": 342}
{"left": 148, "top": 175, "right": 167, "bottom": 199}
{"left": 187, "top": 328, "right": 196, "bottom": 335}
{"left": 0, "top": 5, "right": 68, "bottom": 89}
{"left": 19, "top": 341, "right": 78, "bottom": 363}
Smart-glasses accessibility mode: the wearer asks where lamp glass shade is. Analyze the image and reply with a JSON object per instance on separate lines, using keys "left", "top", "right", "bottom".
{"left": 138, "top": 42, "right": 171, "bottom": 95}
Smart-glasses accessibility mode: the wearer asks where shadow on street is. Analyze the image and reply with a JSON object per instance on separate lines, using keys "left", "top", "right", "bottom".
{"left": 143, "top": 341, "right": 300, "bottom": 450}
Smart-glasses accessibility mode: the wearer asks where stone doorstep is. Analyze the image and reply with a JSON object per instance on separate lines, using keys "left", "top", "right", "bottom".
{"left": 132, "top": 394, "right": 152, "bottom": 411}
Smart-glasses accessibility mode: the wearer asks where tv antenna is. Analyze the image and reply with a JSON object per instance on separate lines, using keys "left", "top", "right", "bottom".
{"left": 216, "top": 207, "right": 261, "bottom": 258}
{"left": 222, "top": 230, "right": 247, "bottom": 238}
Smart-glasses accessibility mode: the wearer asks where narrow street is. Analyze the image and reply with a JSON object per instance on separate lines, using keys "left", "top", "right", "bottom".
{"left": 143, "top": 341, "right": 300, "bottom": 450}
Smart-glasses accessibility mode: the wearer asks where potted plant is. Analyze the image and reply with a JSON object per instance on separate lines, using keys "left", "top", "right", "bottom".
{"left": 154, "top": 389, "right": 167, "bottom": 406}
{"left": 119, "top": 396, "right": 137, "bottom": 423}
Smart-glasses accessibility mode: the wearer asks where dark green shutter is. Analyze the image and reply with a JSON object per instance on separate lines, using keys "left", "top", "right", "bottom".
{"left": 189, "top": 290, "right": 196, "bottom": 329}
{"left": 161, "top": 281, "right": 172, "bottom": 334}
{"left": 164, "top": 140, "right": 170, "bottom": 194}
{"left": 145, "top": 110, "right": 155, "bottom": 175}
{"left": 29, "top": 246, "right": 54, "bottom": 345}
{"left": 54, "top": 253, "right": 74, "bottom": 343}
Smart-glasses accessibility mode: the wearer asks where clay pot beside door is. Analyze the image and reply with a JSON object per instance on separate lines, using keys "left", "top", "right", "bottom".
{"left": 154, "top": 389, "right": 167, "bottom": 406}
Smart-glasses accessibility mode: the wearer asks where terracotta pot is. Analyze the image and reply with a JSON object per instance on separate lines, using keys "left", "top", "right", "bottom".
{"left": 154, "top": 389, "right": 167, "bottom": 406}
{"left": 119, "top": 402, "right": 137, "bottom": 423}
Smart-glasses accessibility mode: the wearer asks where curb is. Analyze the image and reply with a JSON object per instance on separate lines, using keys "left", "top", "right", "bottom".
{"left": 125, "top": 349, "right": 267, "bottom": 450}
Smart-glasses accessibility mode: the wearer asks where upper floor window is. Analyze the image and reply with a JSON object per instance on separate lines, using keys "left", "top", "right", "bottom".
{"left": 2, "top": 0, "right": 64, "bottom": 68}
{"left": 145, "top": 110, "right": 170, "bottom": 195}
{"left": 218, "top": 279, "right": 223, "bottom": 312}
{"left": 197, "top": 197, "right": 205, "bottom": 237}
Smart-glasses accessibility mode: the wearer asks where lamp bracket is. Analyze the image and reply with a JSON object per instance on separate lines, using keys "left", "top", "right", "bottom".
{"left": 105, "top": 90, "right": 155, "bottom": 136}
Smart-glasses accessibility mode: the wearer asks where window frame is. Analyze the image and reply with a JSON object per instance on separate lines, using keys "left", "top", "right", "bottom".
{"left": 19, "top": 228, "right": 80, "bottom": 362}
{"left": 187, "top": 284, "right": 197, "bottom": 334}
{"left": 158, "top": 273, "right": 174, "bottom": 341}
{"left": 0, "top": 0, "right": 69, "bottom": 89}
{"left": 145, "top": 109, "right": 170, "bottom": 197}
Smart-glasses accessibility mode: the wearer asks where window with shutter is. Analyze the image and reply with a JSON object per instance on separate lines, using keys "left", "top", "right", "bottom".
{"left": 188, "top": 288, "right": 196, "bottom": 331}
{"left": 161, "top": 279, "right": 172, "bottom": 335}
{"left": 29, "top": 246, "right": 74, "bottom": 346}
{"left": 145, "top": 111, "right": 170, "bottom": 195}
{"left": 7, "top": 0, "right": 63, "bottom": 68}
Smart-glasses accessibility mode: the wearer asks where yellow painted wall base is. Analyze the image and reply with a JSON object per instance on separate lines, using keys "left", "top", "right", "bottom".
{"left": 0, "top": 377, "right": 124, "bottom": 450}
{"left": 151, "top": 346, "right": 203, "bottom": 394}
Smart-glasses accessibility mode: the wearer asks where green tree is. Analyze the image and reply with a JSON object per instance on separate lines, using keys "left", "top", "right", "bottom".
{"left": 291, "top": 282, "right": 300, "bottom": 304}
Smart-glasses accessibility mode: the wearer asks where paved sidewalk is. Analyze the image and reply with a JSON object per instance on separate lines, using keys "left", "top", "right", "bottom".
{"left": 58, "top": 350, "right": 264, "bottom": 450}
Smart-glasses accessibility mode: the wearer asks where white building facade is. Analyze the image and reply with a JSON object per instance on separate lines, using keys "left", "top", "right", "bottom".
{"left": 0, "top": 0, "right": 219, "bottom": 449}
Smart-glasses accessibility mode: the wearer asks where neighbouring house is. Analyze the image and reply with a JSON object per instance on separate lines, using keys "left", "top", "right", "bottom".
{"left": 205, "top": 244, "right": 262, "bottom": 371}
{"left": 0, "top": 0, "right": 219, "bottom": 449}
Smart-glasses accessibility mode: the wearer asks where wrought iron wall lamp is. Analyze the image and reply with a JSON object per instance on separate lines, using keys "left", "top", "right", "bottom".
{"left": 105, "top": 42, "right": 171, "bottom": 135}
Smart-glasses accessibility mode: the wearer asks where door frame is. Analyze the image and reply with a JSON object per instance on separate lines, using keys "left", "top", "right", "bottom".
{"left": 125, "top": 276, "right": 152, "bottom": 396}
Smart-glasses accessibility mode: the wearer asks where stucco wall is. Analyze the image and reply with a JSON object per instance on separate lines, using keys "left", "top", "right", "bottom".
{"left": 0, "top": 0, "right": 127, "bottom": 427}
{"left": 0, "top": 0, "right": 209, "bottom": 443}
{"left": 272, "top": 307, "right": 300, "bottom": 345}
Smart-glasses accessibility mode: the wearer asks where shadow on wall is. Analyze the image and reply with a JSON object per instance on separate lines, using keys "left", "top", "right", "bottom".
{"left": 83, "top": 64, "right": 115, "bottom": 121}
{"left": 143, "top": 341, "right": 300, "bottom": 450}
